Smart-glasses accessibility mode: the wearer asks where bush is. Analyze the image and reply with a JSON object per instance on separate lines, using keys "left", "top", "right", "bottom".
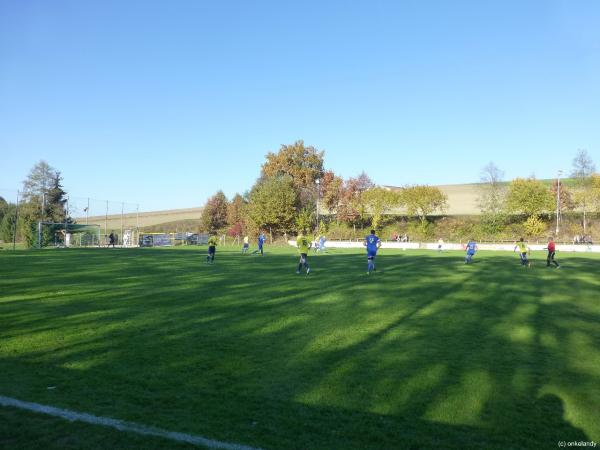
{"left": 407, "top": 220, "right": 435, "bottom": 241}
{"left": 524, "top": 215, "right": 547, "bottom": 238}
{"left": 326, "top": 222, "right": 356, "bottom": 240}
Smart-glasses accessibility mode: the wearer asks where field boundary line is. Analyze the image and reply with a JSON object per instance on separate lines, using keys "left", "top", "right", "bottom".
{"left": 0, "top": 395, "right": 263, "bottom": 450}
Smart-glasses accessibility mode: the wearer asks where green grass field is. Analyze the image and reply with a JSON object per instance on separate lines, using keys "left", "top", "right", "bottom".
{"left": 1, "top": 246, "right": 599, "bottom": 449}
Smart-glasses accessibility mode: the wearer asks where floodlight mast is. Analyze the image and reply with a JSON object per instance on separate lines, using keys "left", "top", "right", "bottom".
{"left": 315, "top": 178, "right": 320, "bottom": 232}
{"left": 555, "top": 170, "right": 563, "bottom": 236}
{"left": 121, "top": 202, "right": 124, "bottom": 246}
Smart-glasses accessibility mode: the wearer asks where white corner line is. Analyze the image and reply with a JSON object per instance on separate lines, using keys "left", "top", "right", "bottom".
{"left": 0, "top": 395, "right": 264, "bottom": 450}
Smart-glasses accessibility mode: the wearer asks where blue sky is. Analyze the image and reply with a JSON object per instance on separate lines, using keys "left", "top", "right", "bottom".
{"left": 1, "top": 0, "right": 599, "bottom": 211}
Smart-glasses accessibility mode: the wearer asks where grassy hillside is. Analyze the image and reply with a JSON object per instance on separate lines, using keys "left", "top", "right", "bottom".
{"left": 385, "top": 178, "right": 575, "bottom": 216}
{"left": 79, "top": 207, "right": 203, "bottom": 232}
{"left": 74, "top": 179, "right": 574, "bottom": 230}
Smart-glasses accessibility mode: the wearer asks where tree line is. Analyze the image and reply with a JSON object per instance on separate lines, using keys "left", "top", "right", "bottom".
{"left": 2, "top": 147, "right": 599, "bottom": 247}
{"left": 200, "top": 143, "right": 600, "bottom": 242}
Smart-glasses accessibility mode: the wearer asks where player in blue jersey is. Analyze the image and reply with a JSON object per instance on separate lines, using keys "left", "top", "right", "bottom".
{"left": 363, "top": 229, "right": 382, "bottom": 274}
{"left": 318, "top": 235, "right": 327, "bottom": 253}
{"left": 257, "top": 231, "right": 266, "bottom": 256}
{"left": 465, "top": 239, "right": 477, "bottom": 263}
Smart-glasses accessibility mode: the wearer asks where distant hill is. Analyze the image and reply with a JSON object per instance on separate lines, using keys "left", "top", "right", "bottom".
{"left": 383, "top": 177, "right": 571, "bottom": 216}
{"left": 76, "top": 178, "right": 569, "bottom": 230}
{"left": 80, "top": 207, "right": 203, "bottom": 232}
{"left": 383, "top": 183, "right": 482, "bottom": 215}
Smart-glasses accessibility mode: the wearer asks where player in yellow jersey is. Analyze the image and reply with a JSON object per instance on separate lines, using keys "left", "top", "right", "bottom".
{"left": 296, "top": 231, "right": 312, "bottom": 275}
{"left": 206, "top": 235, "right": 218, "bottom": 264}
{"left": 242, "top": 235, "right": 249, "bottom": 254}
{"left": 514, "top": 237, "right": 530, "bottom": 267}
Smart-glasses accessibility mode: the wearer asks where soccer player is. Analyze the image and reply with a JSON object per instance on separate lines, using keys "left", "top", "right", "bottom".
{"left": 257, "top": 231, "right": 266, "bottom": 256}
{"left": 514, "top": 238, "right": 530, "bottom": 267}
{"left": 108, "top": 232, "right": 116, "bottom": 248}
{"left": 206, "top": 235, "right": 218, "bottom": 264}
{"left": 363, "top": 229, "right": 381, "bottom": 274}
{"left": 465, "top": 238, "right": 477, "bottom": 263}
{"left": 242, "top": 235, "right": 249, "bottom": 254}
{"left": 545, "top": 237, "right": 560, "bottom": 269}
{"left": 318, "top": 235, "right": 327, "bottom": 253}
{"left": 296, "top": 231, "right": 311, "bottom": 275}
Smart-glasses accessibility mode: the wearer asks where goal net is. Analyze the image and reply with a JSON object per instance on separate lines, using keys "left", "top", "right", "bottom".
{"left": 37, "top": 222, "right": 101, "bottom": 248}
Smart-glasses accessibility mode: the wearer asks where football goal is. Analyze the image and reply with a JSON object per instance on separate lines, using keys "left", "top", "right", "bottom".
{"left": 37, "top": 222, "right": 102, "bottom": 248}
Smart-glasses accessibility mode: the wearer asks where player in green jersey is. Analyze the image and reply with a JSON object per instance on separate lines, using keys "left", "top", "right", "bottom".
{"left": 296, "top": 232, "right": 311, "bottom": 275}
{"left": 514, "top": 237, "right": 530, "bottom": 267}
{"left": 206, "top": 235, "right": 218, "bottom": 264}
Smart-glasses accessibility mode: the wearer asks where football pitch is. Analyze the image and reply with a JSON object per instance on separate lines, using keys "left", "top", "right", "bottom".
{"left": 1, "top": 246, "right": 599, "bottom": 449}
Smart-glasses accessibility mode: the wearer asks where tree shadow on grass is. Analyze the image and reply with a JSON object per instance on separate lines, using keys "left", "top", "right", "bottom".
{"left": 0, "top": 249, "right": 599, "bottom": 449}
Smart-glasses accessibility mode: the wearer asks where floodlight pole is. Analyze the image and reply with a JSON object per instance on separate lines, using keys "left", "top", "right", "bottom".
{"left": 105, "top": 200, "right": 108, "bottom": 243}
{"left": 65, "top": 198, "right": 69, "bottom": 247}
{"left": 86, "top": 197, "right": 89, "bottom": 225}
{"left": 121, "top": 202, "right": 124, "bottom": 246}
{"left": 316, "top": 179, "right": 320, "bottom": 232}
{"left": 555, "top": 170, "right": 562, "bottom": 236}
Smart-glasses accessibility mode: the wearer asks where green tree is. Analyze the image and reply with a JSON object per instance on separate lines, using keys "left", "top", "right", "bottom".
{"left": 401, "top": 185, "right": 448, "bottom": 226}
{"left": 570, "top": 149, "right": 596, "bottom": 235}
{"left": 19, "top": 162, "right": 70, "bottom": 247}
{"left": 0, "top": 196, "right": 7, "bottom": 226}
{"left": 505, "top": 178, "right": 554, "bottom": 217}
{"left": 22, "top": 160, "right": 58, "bottom": 203}
{"left": 248, "top": 176, "right": 298, "bottom": 233}
{"left": 295, "top": 208, "right": 314, "bottom": 233}
{"left": 0, "top": 203, "right": 17, "bottom": 243}
{"left": 362, "top": 187, "right": 403, "bottom": 230}
{"left": 45, "top": 172, "right": 69, "bottom": 223}
{"left": 17, "top": 202, "right": 41, "bottom": 247}
{"left": 505, "top": 178, "right": 553, "bottom": 239}
{"left": 261, "top": 140, "right": 324, "bottom": 207}
{"left": 200, "top": 191, "right": 229, "bottom": 233}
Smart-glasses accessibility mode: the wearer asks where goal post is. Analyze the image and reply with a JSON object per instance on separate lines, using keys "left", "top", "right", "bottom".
{"left": 37, "top": 222, "right": 101, "bottom": 248}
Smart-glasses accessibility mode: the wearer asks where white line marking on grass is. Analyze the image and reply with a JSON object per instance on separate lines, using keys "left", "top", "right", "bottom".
{"left": 0, "top": 395, "right": 263, "bottom": 450}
